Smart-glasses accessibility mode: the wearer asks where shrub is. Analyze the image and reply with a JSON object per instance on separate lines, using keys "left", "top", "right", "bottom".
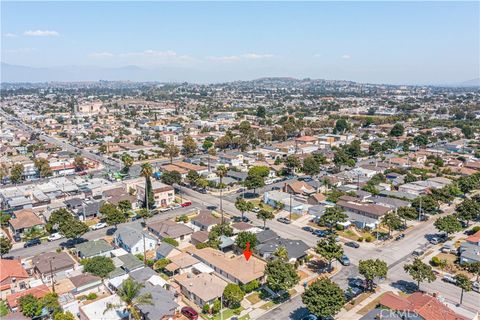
{"left": 365, "top": 236, "right": 373, "bottom": 243}
{"left": 86, "top": 293, "right": 97, "bottom": 300}
{"left": 202, "top": 304, "right": 210, "bottom": 314}
{"left": 195, "top": 243, "right": 208, "bottom": 249}
{"left": 336, "top": 224, "right": 345, "bottom": 231}
{"left": 242, "top": 280, "right": 260, "bottom": 293}
{"left": 233, "top": 308, "right": 242, "bottom": 315}
{"left": 471, "top": 226, "right": 480, "bottom": 233}
{"left": 357, "top": 237, "right": 364, "bottom": 242}
{"left": 163, "top": 237, "right": 179, "bottom": 247}
{"left": 431, "top": 256, "right": 440, "bottom": 266}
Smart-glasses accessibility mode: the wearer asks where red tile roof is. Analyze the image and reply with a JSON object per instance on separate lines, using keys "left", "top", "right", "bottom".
{"left": 6, "top": 284, "right": 50, "bottom": 308}
{"left": 380, "top": 292, "right": 469, "bottom": 320}
{"left": 466, "top": 230, "right": 480, "bottom": 244}
{"left": 0, "top": 259, "right": 29, "bottom": 284}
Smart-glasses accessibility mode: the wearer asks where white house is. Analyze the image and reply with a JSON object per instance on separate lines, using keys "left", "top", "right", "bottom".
{"left": 113, "top": 223, "right": 157, "bottom": 255}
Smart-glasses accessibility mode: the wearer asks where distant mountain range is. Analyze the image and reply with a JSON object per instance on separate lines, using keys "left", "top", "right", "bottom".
{"left": 1, "top": 62, "right": 479, "bottom": 87}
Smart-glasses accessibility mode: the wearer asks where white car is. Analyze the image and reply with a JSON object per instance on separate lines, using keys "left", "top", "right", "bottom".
{"left": 47, "top": 232, "right": 63, "bottom": 242}
{"left": 252, "top": 207, "right": 261, "bottom": 213}
{"left": 159, "top": 207, "right": 170, "bottom": 212}
{"left": 90, "top": 222, "right": 107, "bottom": 230}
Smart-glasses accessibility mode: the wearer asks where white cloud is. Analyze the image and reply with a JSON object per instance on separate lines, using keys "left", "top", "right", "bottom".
{"left": 23, "top": 30, "right": 60, "bottom": 37}
{"left": 313, "top": 53, "right": 322, "bottom": 57}
{"left": 88, "top": 52, "right": 115, "bottom": 59}
{"left": 208, "top": 53, "right": 274, "bottom": 62}
{"left": 341, "top": 54, "right": 351, "bottom": 59}
{"left": 3, "top": 33, "right": 17, "bottom": 38}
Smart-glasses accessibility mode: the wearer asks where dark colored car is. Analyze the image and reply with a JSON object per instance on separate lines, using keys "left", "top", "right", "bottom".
{"left": 271, "top": 186, "right": 281, "bottom": 191}
{"left": 60, "top": 238, "right": 87, "bottom": 249}
{"left": 313, "top": 229, "right": 328, "bottom": 237}
{"left": 233, "top": 216, "right": 250, "bottom": 223}
{"left": 345, "top": 241, "right": 360, "bottom": 248}
{"left": 24, "top": 238, "right": 41, "bottom": 248}
{"left": 395, "top": 234, "right": 405, "bottom": 241}
{"left": 302, "top": 226, "right": 314, "bottom": 233}
{"left": 206, "top": 205, "right": 217, "bottom": 210}
{"left": 181, "top": 306, "right": 198, "bottom": 320}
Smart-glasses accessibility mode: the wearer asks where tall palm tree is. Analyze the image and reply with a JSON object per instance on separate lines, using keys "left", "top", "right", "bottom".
{"left": 140, "top": 163, "right": 154, "bottom": 211}
{"left": 274, "top": 246, "right": 289, "bottom": 260}
{"left": 215, "top": 165, "right": 228, "bottom": 224}
{"left": 104, "top": 278, "right": 153, "bottom": 320}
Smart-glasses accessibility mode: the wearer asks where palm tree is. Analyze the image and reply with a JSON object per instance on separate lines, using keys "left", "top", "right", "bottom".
{"left": 104, "top": 278, "right": 153, "bottom": 320}
{"left": 140, "top": 163, "right": 154, "bottom": 211}
{"left": 121, "top": 153, "right": 134, "bottom": 173}
{"left": 274, "top": 246, "right": 288, "bottom": 260}
{"left": 215, "top": 165, "right": 228, "bottom": 224}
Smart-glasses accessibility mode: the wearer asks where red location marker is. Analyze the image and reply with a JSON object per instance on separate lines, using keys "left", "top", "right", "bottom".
{"left": 243, "top": 242, "right": 252, "bottom": 261}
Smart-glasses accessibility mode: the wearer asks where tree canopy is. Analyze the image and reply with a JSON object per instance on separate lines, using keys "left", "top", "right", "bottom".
{"left": 302, "top": 278, "right": 345, "bottom": 318}
{"left": 265, "top": 258, "right": 300, "bottom": 292}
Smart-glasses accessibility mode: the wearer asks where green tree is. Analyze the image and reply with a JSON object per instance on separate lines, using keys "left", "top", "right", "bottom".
{"left": 334, "top": 118, "right": 348, "bottom": 133}
{"left": 285, "top": 155, "right": 301, "bottom": 174}
{"left": 315, "top": 235, "right": 343, "bottom": 270}
{"left": 461, "top": 126, "right": 474, "bottom": 139}
{"left": 82, "top": 256, "right": 115, "bottom": 278}
{"left": 18, "top": 294, "right": 43, "bottom": 318}
{"left": 140, "top": 163, "right": 155, "bottom": 209}
{"left": 274, "top": 246, "right": 289, "bottom": 261}
{"left": 54, "top": 312, "right": 76, "bottom": 320}
{"left": 464, "top": 262, "right": 480, "bottom": 282}
{"left": 257, "top": 209, "right": 274, "bottom": 229}
{"left": 454, "top": 274, "right": 472, "bottom": 305}
{"left": 47, "top": 208, "right": 72, "bottom": 233}
{"left": 73, "top": 155, "right": 86, "bottom": 172}
{"left": 153, "top": 258, "right": 170, "bottom": 271}
{"left": 318, "top": 206, "right": 347, "bottom": 231}
{"left": 182, "top": 135, "right": 197, "bottom": 157}
{"left": 235, "top": 197, "right": 254, "bottom": 221}
{"left": 163, "top": 237, "right": 179, "bottom": 247}
{"left": 235, "top": 231, "right": 257, "bottom": 250}
{"left": 104, "top": 278, "right": 153, "bottom": 320}
{"left": 59, "top": 219, "right": 88, "bottom": 240}
{"left": 265, "top": 258, "right": 300, "bottom": 292}
{"left": 161, "top": 170, "right": 182, "bottom": 185}
{"left": 382, "top": 212, "right": 403, "bottom": 236}
{"left": 222, "top": 283, "right": 245, "bottom": 308}
{"left": 118, "top": 200, "right": 132, "bottom": 214}
{"left": 186, "top": 170, "right": 200, "bottom": 186}
{"left": 302, "top": 278, "right": 345, "bottom": 319}
{"left": 358, "top": 259, "right": 388, "bottom": 291}
{"left": 456, "top": 199, "right": 480, "bottom": 225}
{"left": 302, "top": 155, "right": 320, "bottom": 177}
{"left": 403, "top": 258, "right": 436, "bottom": 290}
{"left": 0, "top": 237, "right": 12, "bottom": 257}
{"left": 164, "top": 144, "right": 180, "bottom": 164}
{"left": 256, "top": 106, "right": 266, "bottom": 118}
{"left": 10, "top": 163, "right": 24, "bottom": 183}
{"left": 41, "top": 292, "right": 61, "bottom": 315}
{"left": 0, "top": 211, "right": 11, "bottom": 227}
{"left": 333, "top": 149, "right": 354, "bottom": 168}
{"left": 397, "top": 206, "right": 418, "bottom": 226}
{"left": 121, "top": 153, "right": 134, "bottom": 174}
{"left": 100, "top": 203, "right": 126, "bottom": 227}
{"left": 412, "top": 196, "right": 439, "bottom": 215}
{"left": 434, "top": 215, "right": 462, "bottom": 235}
{"left": 248, "top": 166, "right": 270, "bottom": 178}
{"left": 389, "top": 123, "right": 405, "bottom": 137}
{"left": 244, "top": 173, "right": 265, "bottom": 195}
{"left": 34, "top": 157, "right": 52, "bottom": 178}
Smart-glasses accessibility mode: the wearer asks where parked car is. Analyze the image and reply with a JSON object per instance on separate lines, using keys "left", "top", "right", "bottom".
{"left": 345, "top": 241, "right": 360, "bottom": 248}
{"left": 159, "top": 207, "right": 170, "bottom": 212}
{"left": 301, "top": 315, "right": 318, "bottom": 320}
{"left": 302, "top": 226, "right": 314, "bottom": 233}
{"left": 472, "top": 281, "right": 479, "bottom": 293}
{"left": 313, "top": 229, "right": 328, "bottom": 237}
{"left": 395, "top": 234, "right": 405, "bottom": 241}
{"left": 91, "top": 222, "right": 107, "bottom": 230}
{"left": 252, "top": 207, "right": 261, "bottom": 213}
{"left": 345, "top": 286, "right": 363, "bottom": 301}
{"left": 442, "top": 274, "right": 457, "bottom": 284}
{"left": 24, "top": 238, "right": 41, "bottom": 248}
{"left": 60, "top": 238, "right": 88, "bottom": 249}
{"left": 47, "top": 233, "right": 63, "bottom": 242}
{"left": 233, "top": 216, "right": 250, "bottom": 223}
{"left": 277, "top": 217, "right": 291, "bottom": 224}
{"left": 181, "top": 306, "right": 198, "bottom": 320}
{"left": 271, "top": 186, "right": 281, "bottom": 191}
{"left": 206, "top": 205, "right": 217, "bottom": 210}
{"left": 338, "top": 255, "right": 350, "bottom": 266}
{"left": 181, "top": 201, "right": 192, "bottom": 207}
{"left": 348, "top": 278, "right": 366, "bottom": 289}
{"left": 412, "top": 249, "right": 425, "bottom": 256}
{"left": 430, "top": 237, "right": 440, "bottom": 245}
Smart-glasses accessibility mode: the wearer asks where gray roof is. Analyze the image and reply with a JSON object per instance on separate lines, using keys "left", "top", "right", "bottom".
{"left": 219, "top": 235, "right": 234, "bottom": 249}
{"left": 137, "top": 283, "right": 178, "bottom": 320}
{"left": 64, "top": 198, "right": 83, "bottom": 208}
{"left": 256, "top": 229, "right": 279, "bottom": 244}
{"left": 83, "top": 200, "right": 104, "bottom": 216}
{"left": 460, "top": 244, "right": 480, "bottom": 263}
{"left": 256, "top": 238, "right": 309, "bottom": 260}
{"left": 118, "top": 253, "right": 144, "bottom": 272}
{"left": 156, "top": 242, "right": 177, "bottom": 257}
{"left": 371, "top": 196, "right": 410, "bottom": 209}
{"left": 116, "top": 223, "right": 155, "bottom": 247}
{"left": 75, "top": 239, "right": 113, "bottom": 258}
{"left": 227, "top": 170, "right": 248, "bottom": 181}
{"left": 108, "top": 267, "right": 126, "bottom": 279}
{"left": 130, "top": 267, "right": 157, "bottom": 283}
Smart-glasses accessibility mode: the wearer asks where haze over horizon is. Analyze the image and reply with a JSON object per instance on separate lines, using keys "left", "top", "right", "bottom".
{"left": 1, "top": 1, "right": 479, "bottom": 85}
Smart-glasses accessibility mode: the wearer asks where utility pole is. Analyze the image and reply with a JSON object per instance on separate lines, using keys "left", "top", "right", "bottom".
{"left": 49, "top": 258, "right": 55, "bottom": 294}
{"left": 142, "top": 233, "right": 147, "bottom": 266}
{"left": 289, "top": 193, "right": 292, "bottom": 221}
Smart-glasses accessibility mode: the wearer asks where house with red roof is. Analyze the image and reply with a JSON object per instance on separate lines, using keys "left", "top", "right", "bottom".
{"left": 378, "top": 291, "right": 470, "bottom": 320}
{"left": 6, "top": 284, "right": 50, "bottom": 311}
{"left": 0, "top": 259, "right": 30, "bottom": 299}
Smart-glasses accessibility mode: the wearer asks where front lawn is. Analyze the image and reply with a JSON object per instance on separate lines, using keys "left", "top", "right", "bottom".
{"left": 209, "top": 307, "right": 243, "bottom": 320}
{"left": 246, "top": 292, "right": 262, "bottom": 304}
{"left": 248, "top": 200, "right": 275, "bottom": 213}
{"left": 260, "top": 301, "right": 275, "bottom": 310}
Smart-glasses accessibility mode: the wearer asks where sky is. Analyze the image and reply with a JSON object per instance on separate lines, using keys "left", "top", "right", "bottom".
{"left": 1, "top": 1, "right": 479, "bottom": 84}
